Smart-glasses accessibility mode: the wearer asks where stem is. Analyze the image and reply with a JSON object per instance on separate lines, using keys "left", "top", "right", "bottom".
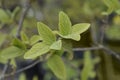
{"left": 0, "top": 0, "right": 30, "bottom": 80}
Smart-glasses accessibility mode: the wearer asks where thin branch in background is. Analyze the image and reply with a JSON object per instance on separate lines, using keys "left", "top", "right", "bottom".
{"left": 4, "top": 59, "right": 40, "bottom": 78}
{"left": 0, "top": 0, "right": 30, "bottom": 80}
{"left": 63, "top": 58, "right": 80, "bottom": 74}
{"left": 99, "top": 16, "right": 108, "bottom": 44}
{"left": 73, "top": 45, "right": 103, "bottom": 51}
{"left": 0, "top": 60, "right": 11, "bottom": 80}
{"left": 90, "top": 23, "right": 98, "bottom": 44}
{"left": 102, "top": 46, "right": 120, "bottom": 61}
{"left": 16, "top": 0, "right": 30, "bottom": 38}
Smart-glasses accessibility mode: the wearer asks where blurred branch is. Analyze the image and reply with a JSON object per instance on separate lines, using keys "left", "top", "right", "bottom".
{"left": 16, "top": 0, "right": 30, "bottom": 38}
{"left": 1, "top": 45, "right": 119, "bottom": 78}
{"left": 0, "top": 0, "right": 30, "bottom": 80}
{"left": 73, "top": 44, "right": 120, "bottom": 61}
{"left": 73, "top": 45, "right": 103, "bottom": 51}
{"left": 4, "top": 59, "right": 40, "bottom": 78}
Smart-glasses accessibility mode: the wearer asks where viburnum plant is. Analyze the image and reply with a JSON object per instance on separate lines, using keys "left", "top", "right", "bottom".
{"left": 0, "top": 11, "right": 90, "bottom": 80}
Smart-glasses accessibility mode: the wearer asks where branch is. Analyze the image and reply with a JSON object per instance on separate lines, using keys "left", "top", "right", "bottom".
{"left": 73, "top": 45, "right": 103, "bottom": 51}
{"left": 102, "top": 46, "right": 120, "bottom": 61}
{"left": 16, "top": 0, "right": 30, "bottom": 37}
{"left": 4, "top": 59, "right": 40, "bottom": 78}
{"left": 0, "top": 0, "right": 30, "bottom": 80}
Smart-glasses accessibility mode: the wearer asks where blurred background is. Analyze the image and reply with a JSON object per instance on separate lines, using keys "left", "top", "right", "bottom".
{"left": 0, "top": 0, "right": 120, "bottom": 80}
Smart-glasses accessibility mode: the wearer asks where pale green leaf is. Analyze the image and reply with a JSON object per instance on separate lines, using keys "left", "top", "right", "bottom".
{"left": 10, "top": 59, "right": 17, "bottom": 68}
{"left": 0, "top": 33, "right": 6, "bottom": 47}
{"left": 24, "top": 43, "right": 50, "bottom": 59}
{"left": 50, "top": 40, "right": 62, "bottom": 50}
{"left": 30, "top": 35, "right": 42, "bottom": 45}
{"left": 68, "top": 34, "right": 81, "bottom": 41}
{"left": 20, "top": 32, "right": 29, "bottom": 44}
{"left": 37, "top": 22, "right": 56, "bottom": 45}
{"left": 47, "top": 54, "right": 66, "bottom": 80}
{"left": 19, "top": 73, "right": 26, "bottom": 80}
{"left": 72, "top": 23, "right": 90, "bottom": 34}
{"left": 81, "top": 51, "right": 96, "bottom": 80}
{"left": 0, "top": 51, "right": 7, "bottom": 64}
{"left": 0, "top": 8, "right": 10, "bottom": 23}
{"left": 59, "top": 11, "right": 72, "bottom": 36}
{"left": 1, "top": 46, "right": 25, "bottom": 59}
{"left": 59, "top": 34, "right": 81, "bottom": 41}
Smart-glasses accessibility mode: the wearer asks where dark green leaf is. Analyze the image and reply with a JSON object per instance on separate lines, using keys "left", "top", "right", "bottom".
{"left": 12, "top": 38, "right": 26, "bottom": 50}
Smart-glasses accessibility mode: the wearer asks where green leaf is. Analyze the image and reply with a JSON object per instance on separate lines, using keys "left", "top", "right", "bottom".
{"left": 10, "top": 59, "right": 17, "bottom": 68}
{"left": 37, "top": 22, "right": 56, "bottom": 45}
{"left": 62, "top": 39, "right": 73, "bottom": 60}
{"left": 50, "top": 40, "right": 62, "bottom": 50}
{"left": 57, "top": 12, "right": 90, "bottom": 41}
{"left": 0, "top": 46, "right": 25, "bottom": 59}
{"left": 81, "top": 51, "right": 96, "bottom": 80}
{"left": 11, "top": 7, "right": 20, "bottom": 19}
{"left": 12, "top": 38, "right": 26, "bottom": 50}
{"left": 19, "top": 73, "right": 26, "bottom": 80}
{"left": 20, "top": 32, "right": 29, "bottom": 44}
{"left": 72, "top": 23, "right": 90, "bottom": 34}
{"left": 59, "top": 11, "right": 72, "bottom": 36}
{"left": 30, "top": 35, "right": 42, "bottom": 45}
{"left": 0, "top": 33, "right": 7, "bottom": 47}
{"left": 58, "top": 33, "right": 81, "bottom": 41}
{"left": 24, "top": 43, "right": 50, "bottom": 59}
{"left": 47, "top": 54, "right": 66, "bottom": 80}
{"left": 0, "top": 8, "right": 10, "bottom": 23}
{"left": 68, "top": 34, "right": 81, "bottom": 41}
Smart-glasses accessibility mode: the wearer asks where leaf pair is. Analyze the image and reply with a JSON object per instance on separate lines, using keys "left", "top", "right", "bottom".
{"left": 24, "top": 22, "right": 62, "bottom": 59}
{"left": 58, "top": 11, "right": 90, "bottom": 41}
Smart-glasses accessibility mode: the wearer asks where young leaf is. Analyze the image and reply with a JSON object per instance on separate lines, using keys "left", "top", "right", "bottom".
{"left": 0, "top": 46, "right": 25, "bottom": 59}
{"left": 24, "top": 43, "right": 50, "bottom": 59}
{"left": 20, "top": 32, "right": 29, "bottom": 44}
{"left": 30, "top": 35, "right": 42, "bottom": 45}
{"left": 12, "top": 38, "right": 26, "bottom": 50}
{"left": 50, "top": 40, "right": 62, "bottom": 50}
{"left": 72, "top": 23, "right": 90, "bottom": 34}
{"left": 19, "top": 73, "right": 26, "bottom": 80}
{"left": 57, "top": 12, "right": 90, "bottom": 41}
{"left": 47, "top": 54, "right": 66, "bottom": 80}
{"left": 0, "top": 8, "right": 10, "bottom": 23}
{"left": 0, "top": 33, "right": 6, "bottom": 47}
{"left": 10, "top": 59, "right": 17, "bottom": 68}
{"left": 68, "top": 34, "right": 81, "bottom": 41}
{"left": 37, "top": 22, "right": 56, "bottom": 45}
{"left": 81, "top": 51, "right": 96, "bottom": 80}
{"left": 59, "top": 11, "right": 72, "bottom": 36}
